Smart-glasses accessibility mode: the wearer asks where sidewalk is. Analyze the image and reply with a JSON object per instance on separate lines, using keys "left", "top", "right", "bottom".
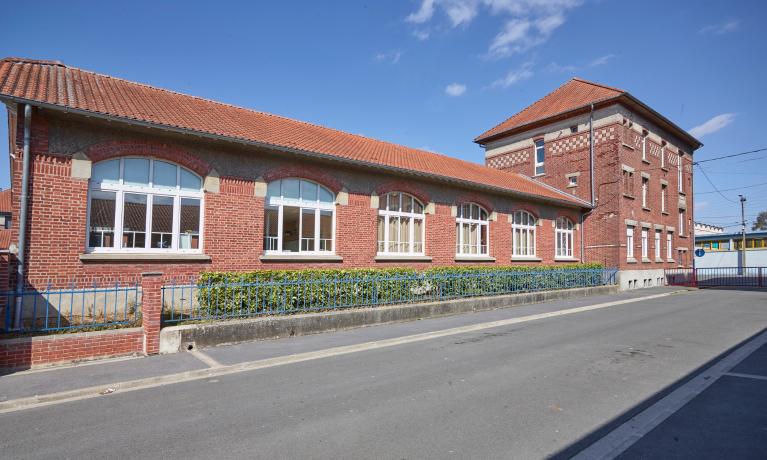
{"left": 0, "top": 286, "right": 682, "bottom": 404}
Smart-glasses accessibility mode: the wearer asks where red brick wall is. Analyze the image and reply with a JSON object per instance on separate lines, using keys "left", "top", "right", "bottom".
{"left": 0, "top": 328, "right": 143, "bottom": 369}
{"left": 6, "top": 109, "right": 587, "bottom": 289}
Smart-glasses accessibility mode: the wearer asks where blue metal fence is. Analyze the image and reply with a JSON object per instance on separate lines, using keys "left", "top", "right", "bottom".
{"left": 666, "top": 267, "right": 766, "bottom": 288}
{"left": 162, "top": 268, "right": 617, "bottom": 324}
{"left": 1, "top": 280, "right": 142, "bottom": 334}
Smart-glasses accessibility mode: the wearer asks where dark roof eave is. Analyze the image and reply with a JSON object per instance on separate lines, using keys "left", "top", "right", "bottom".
{"left": 0, "top": 95, "right": 592, "bottom": 210}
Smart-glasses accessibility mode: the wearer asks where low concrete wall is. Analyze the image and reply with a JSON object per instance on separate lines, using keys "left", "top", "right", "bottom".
{"left": 160, "top": 285, "right": 619, "bottom": 353}
{"left": 617, "top": 268, "right": 667, "bottom": 291}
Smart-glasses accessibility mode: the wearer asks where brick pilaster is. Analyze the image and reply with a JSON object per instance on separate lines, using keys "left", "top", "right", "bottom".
{"left": 141, "top": 272, "right": 164, "bottom": 355}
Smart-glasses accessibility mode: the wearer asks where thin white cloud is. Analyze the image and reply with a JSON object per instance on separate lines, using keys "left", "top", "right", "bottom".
{"left": 413, "top": 29, "right": 431, "bottom": 40}
{"left": 374, "top": 50, "right": 403, "bottom": 64}
{"left": 689, "top": 113, "right": 736, "bottom": 138}
{"left": 699, "top": 19, "right": 740, "bottom": 35}
{"left": 445, "top": 83, "right": 467, "bottom": 96}
{"left": 406, "top": 0, "right": 437, "bottom": 24}
{"left": 406, "top": 0, "right": 584, "bottom": 58}
{"left": 490, "top": 62, "right": 534, "bottom": 89}
{"left": 588, "top": 54, "right": 615, "bottom": 67}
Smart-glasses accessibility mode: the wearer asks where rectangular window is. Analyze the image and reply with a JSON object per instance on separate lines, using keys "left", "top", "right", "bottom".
{"left": 88, "top": 191, "right": 116, "bottom": 248}
{"left": 180, "top": 198, "right": 201, "bottom": 250}
{"left": 264, "top": 208, "right": 279, "bottom": 251}
{"left": 282, "top": 206, "right": 300, "bottom": 252}
{"left": 623, "top": 170, "right": 634, "bottom": 196}
{"left": 122, "top": 193, "right": 147, "bottom": 249}
{"left": 300, "top": 208, "right": 316, "bottom": 252}
{"left": 641, "top": 133, "right": 648, "bottom": 161}
{"left": 678, "top": 154, "right": 684, "bottom": 193}
{"left": 661, "top": 184, "right": 667, "bottom": 212}
{"left": 655, "top": 230, "right": 661, "bottom": 259}
{"left": 667, "top": 233, "right": 673, "bottom": 260}
{"left": 661, "top": 145, "right": 666, "bottom": 168}
{"left": 642, "top": 177, "right": 649, "bottom": 208}
{"left": 534, "top": 139, "right": 545, "bottom": 175}
{"left": 568, "top": 175, "right": 577, "bottom": 187}
{"left": 150, "top": 196, "right": 174, "bottom": 249}
{"left": 679, "top": 209, "right": 685, "bottom": 235}
{"left": 641, "top": 229, "right": 648, "bottom": 259}
{"left": 626, "top": 226, "right": 634, "bottom": 259}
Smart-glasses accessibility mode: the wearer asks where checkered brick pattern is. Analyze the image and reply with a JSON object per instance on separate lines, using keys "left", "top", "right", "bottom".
{"left": 549, "top": 127, "right": 616, "bottom": 155}
{"left": 487, "top": 149, "right": 530, "bottom": 168}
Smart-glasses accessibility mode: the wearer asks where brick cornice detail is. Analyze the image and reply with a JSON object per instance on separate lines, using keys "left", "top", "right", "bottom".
{"left": 261, "top": 166, "right": 342, "bottom": 193}
{"left": 84, "top": 141, "right": 211, "bottom": 177}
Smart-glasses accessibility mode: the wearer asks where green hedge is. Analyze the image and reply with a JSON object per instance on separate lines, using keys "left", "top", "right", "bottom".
{"left": 189, "top": 264, "right": 608, "bottom": 319}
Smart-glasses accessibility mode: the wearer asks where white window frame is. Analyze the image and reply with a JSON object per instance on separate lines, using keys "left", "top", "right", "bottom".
{"left": 655, "top": 230, "right": 661, "bottom": 259}
{"left": 679, "top": 209, "right": 685, "bottom": 235}
{"left": 455, "top": 203, "right": 490, "bottom": 256}
{"left": 641, "top": 133, "right": 648, "bottom": 161}
{"left": 641, "top": 229, "right": 649, "bottom": 259}
{"left": 642, "top": 177, "right": 649, "bottom": 208}
{"left": 377, "top": 192, "right": 426, "bottom": 256}
{"left": 660, "top": 144, "right": 666, "bottom": 168}
{"left": 264, "top": 178, "right": 335, "bottom": 255}
{"left": 678, "top": 154, "right": 684, "bottom": 193}
{"left": 661, "top": 183, "right": 667, "bottom": 213}
{"left": 534, "top": 139, "right": 545, "bottom": 175}
{"left": 667, "top": 233, "right": 673, "bottom": 260}
{"left": 555, "top": 217, "right": 574, "bottom": 259}
{"left": 626, "top": 226, "right": 635, "bottom": 260}
{"left": 86, "top": 157, "right": 204, "bottom": 253}
{"left": 511, "top": 210, "right": 537, "bottom": 258}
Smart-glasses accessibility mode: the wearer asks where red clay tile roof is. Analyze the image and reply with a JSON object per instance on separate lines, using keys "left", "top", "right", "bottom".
{"left": 0, "top": 57, "right": 589, "bottom": 208}
{"left": 475, "top": 78, "right": 625, "bottom": 143}
{"left": 0, "top": 229, "right": 11, "bottom": 250}
{"left": 0, "top": 189, "right": 11, "bottom": 214}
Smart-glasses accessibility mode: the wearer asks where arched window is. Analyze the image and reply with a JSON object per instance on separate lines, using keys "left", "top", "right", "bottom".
{"left": 456, "top": 203, "right": 489, "bottom": 255}
{"left": 377, "top": 192, "right": 425, "bottom": 255}
{"left": 555, "top": 217, "right": 574, "bottom": 258}
{"left": 512, "top": 210, "right": 537, "bottom": 258}
{"left": 87, "top": 158, "right": 203, "bottom": 252}
{"left": 264, "top": 178, "right": 335, "bottom": 253}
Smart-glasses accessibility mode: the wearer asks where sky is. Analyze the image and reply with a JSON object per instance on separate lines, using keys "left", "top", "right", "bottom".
{"left": 1, "top": 0, "right": 766, "bottom": 231}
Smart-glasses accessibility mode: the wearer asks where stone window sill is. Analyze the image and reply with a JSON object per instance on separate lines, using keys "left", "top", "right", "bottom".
{"left": 642, "top": 258, "right": 652, "bottom": 263}
{"left": 554, "top": 257, "right": 579, "bottom": 262}
{"left": 662, "top": 211, "right": 669, "bottom": 215}
{"left": 642, "top": 158, "right": 651, "bottom": 164}
{"left": 642, "top": 207, "right": 651, "bottom": 212}
{"left": 455, "top": 255, "right": 496, "bottom": 262}
{"left": 679, "top": 234, "right": 688, "bottom": 239}
{"left": 375, "top": 255, "right": 432, "bottom": 262}
{"left": 260, "top": 254, "right": 343, "bottom": 262}
{"left": 626, "top": 258, "right": 637, "bottom": 264}
{"left": 511, "top": 256, "right": 542, "bottom": 262}
{"left": 667, "top": 259, "right": 676, "bottom": 263}
{"left": 661, "top": 167, "right": 669, "bottom": 172}
{"left": 623, "top": 194, "right": 636, "bottom": 200}
{"left": 622, "top": 143, "right": 635, "bottom": 150}
{"left": 655, "top": 258, "right": 665, "bottom": 263}
{"left": 80, "top": 253, "right": 211, "bottom": 262}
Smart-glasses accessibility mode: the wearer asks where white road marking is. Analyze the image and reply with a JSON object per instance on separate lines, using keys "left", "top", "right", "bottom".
{"left": 0, "top": 290, "right": 684, "bottom": 415}
{"left": 572, "top": 328, "right": 767, "bottom": 460}
{"left": 724, "top": 371, "right": 767, "bottom": 381}
{"left": 189, "top": 350, "right": 222, "bottom": 368}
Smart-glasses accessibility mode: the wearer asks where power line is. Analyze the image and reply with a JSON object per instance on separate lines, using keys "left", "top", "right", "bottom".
{"left": 694, "top": 164, "right": 736, "bottom": 202}
{"left": 694, "top": 147, "right": 767, "bottom": 164}
{"left": 694, "top": 180, "right": 767, "bottom": 195}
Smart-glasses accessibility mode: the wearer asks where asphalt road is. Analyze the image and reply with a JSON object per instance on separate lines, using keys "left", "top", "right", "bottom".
{"left": 1, "top": 287, "right": 765, "bottom": 459}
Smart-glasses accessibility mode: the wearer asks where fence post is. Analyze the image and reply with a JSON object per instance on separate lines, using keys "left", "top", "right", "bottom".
{"left": 141, "top": 272, "right": 164, "bottom": 355}
{"left": 760, "top": 268, "right": 763, "bottom": 288}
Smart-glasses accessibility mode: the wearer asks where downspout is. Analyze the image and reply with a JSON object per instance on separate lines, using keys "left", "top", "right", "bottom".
{"left": 580, "top": 103, "right": 596, "bottom": 263}
{"left": 13, "top": 104, "right": 32, "bottom": 329}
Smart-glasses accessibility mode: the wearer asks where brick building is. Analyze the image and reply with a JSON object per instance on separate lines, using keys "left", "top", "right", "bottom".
{"left": 0, "top": 58, "right": 595, "bottom": 290}
{"left": 476, "top": 78, "right": 702, "bottom": 289}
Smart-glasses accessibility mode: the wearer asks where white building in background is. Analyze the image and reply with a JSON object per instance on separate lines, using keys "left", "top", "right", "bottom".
{"left": 695, "top": 230, "right": 767, "bottom": 268}
{"left": 694, "top": 222, "right": 724, "bottom": 236}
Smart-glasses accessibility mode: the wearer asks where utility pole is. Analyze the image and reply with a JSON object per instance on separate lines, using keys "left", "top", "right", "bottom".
{"left": 739, "top": 195, "right": 747, "bottom": 272}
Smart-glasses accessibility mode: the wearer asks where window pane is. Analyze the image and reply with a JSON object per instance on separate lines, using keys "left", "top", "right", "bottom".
{"left": 413, "top": 200, "right": 423, "bottom": 214}
{"left": 122, "top": 193, "right": 147, "bottom": 248}
{"left": 151, "top": 196, "right": 174, "bottom": 249}
{"left": 282, "top": 179, "right": 300, "bottom": 201}
{"left": 471, "top": 205, "right": 479, "bottom": 220}
{"left": 388, "top": 193, "right": 400, "bottom": 212}
{"left": 403, "top": 196, "right": 413, "bottom": 213}
{"left": 180, "top": 168, "right": 202, "bottom": 191}
{"left": 388, "top": 216, "right": 399, "bottom": 252}
{"left": 267, "top": 180, "right": 281, "bottom": 198}
{"left": 92, "top": 160, "right": 119, "bottom": 185}
{"left": 123, "top": 159, "right": 150, "bottom": 186}
{"left": 413, "top": 218, "right": 423, "bottom": 253}
{"left": 319, "top": 186, "right": 334, "bottom": 204}
{"left": 480, "top": 224, "right": 488, "bottom": 254}
{"left": 469, "top": 223, "right": 478, "bottom": 254}
{"left": 88, "top": 191, "right": 116, "bottom": 248}
{"left": 378, "top": 216, "right": 386, "bottom": 252}
{"left": 301, "top": 181, "right": 318, "bottom": 202}
{"left": 301, "top": 208, "right": 315, "bottom": 252}
{"left": 282, "top": 206, "right": 300, "bottom": 252}
{"left": 264, "top": 207, "right": 278, "bottom": 251}
{"left": 153, "top": 161, "right": 177, "bottom": 188}
{"left": 179, "top": 198, "right": 200, "bottom": 249}
{"left": 319, "top": 210, "right": 332, "bottom": 251}
{"left": 399, "top": 217, "right": 410, "bottom": 253}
